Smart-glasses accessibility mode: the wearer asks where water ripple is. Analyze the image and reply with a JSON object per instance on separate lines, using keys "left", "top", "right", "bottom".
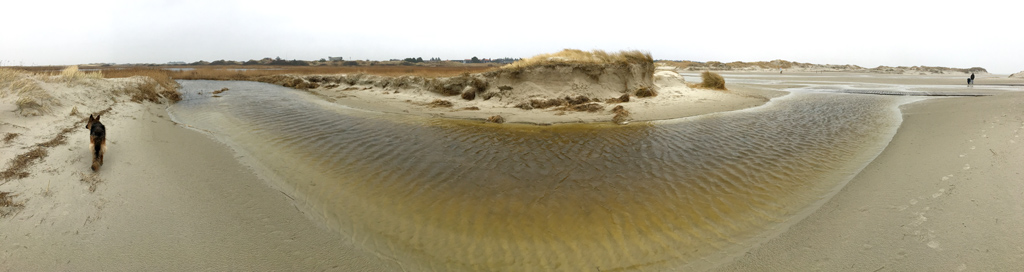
{"left": 170, "top": 80, "right": 906, "bottom": 271}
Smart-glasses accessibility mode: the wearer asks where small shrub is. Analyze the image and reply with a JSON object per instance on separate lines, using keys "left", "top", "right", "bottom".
{"left": 635, "top": 87, "right": 656, "bottom": 98}
{"left": 461, "top": 88, "right": 476, "bottom": 100}
{"left": 700, "top": 71, "right": 726, "bottom": 90}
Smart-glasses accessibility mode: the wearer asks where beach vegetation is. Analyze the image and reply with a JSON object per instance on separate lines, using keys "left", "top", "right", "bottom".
{"left": 700, "top": 71, "right": 727, "bottom": 90}
{"left": 502, "top": 49, "right": 653, "bottom": 69}
{"left": 486, "top": 115, "right": 505, "bottom": 123}
{"left": 1, "top": 68, "right": 58, "bottom": 116}
{"left": 635, "top": 86, "right": 657, "bottom": 97}
{"left": 428, "top": 99, "right": 453, "bottom": 107}
{"left": 103, "top": 68, "right": 182, "bottom": 102}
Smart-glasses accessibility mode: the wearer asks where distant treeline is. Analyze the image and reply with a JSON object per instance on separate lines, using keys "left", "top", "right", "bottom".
{"left": 169, "top": 56, "right": 523, "bottom": 67}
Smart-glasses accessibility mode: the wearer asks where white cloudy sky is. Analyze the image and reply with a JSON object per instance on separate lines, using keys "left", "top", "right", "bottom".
{"left": 2, "top": 0, "right": 1021, "bottom": 73}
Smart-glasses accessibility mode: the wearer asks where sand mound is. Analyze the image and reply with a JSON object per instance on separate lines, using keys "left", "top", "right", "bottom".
{"left": 1010, "top": 71, "right": 1024, "bottom": 78}
{"left": 654, "top": 70, "right": 687, "bottom": 87}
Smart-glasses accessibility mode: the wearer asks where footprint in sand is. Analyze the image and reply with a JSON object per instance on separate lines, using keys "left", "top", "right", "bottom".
{"left": 963, "top": 164, "right": 971, "bottom": 170}
{"left": 927, "top": 240, "right": 941, "bottom": 249}
{"left": 959, "top": 154, "right": 966, "bottom": 158}
{"left": 932, "top": 188, "right": 945, "bottom": 198}
{"left": 970, "top": 146, "right": 976, "bottom": 150}
{"left": 909, "top": 199, "right": 918, "bottom": 205}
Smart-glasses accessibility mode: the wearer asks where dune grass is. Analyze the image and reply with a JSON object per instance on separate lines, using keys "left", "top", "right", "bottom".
{"left": 102, "top": 68, "right": 182, "bottom": 102}
{"left": 503, "top": 49, "right": 653, "bottom": 69}
{"left": 1, "top": 68, "right": 58, "bottom": 115}
{"left": 57, "top": 65, "right": 103, "bottom": 83}
{"left": 167, "top": 65, "right": 496, "bottom": 80}
{"left": 700, "top": 71, "right": 727, "bottom": 90}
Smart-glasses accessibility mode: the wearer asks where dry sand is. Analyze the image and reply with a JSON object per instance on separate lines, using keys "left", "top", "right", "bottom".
{"left": 0, "top": 76, "right": 399, "bottom": 270}
{"left": 303, "top": 65, "right": 782, "bottom": 125}
{"left": 2, "top": 69, "right": 1024, "bottom": 270}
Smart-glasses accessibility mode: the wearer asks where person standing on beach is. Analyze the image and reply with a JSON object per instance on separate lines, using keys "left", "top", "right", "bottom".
{"left": 971, "top": 72, "right": 975, "bottom": 86}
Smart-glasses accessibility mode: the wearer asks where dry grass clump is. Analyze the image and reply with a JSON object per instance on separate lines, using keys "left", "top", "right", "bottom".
{"left": 611, "top": 105, "right": 631, "bottom": 124}
{"left": 516, "top": 95, "right": 601, "bottom": 110}
{"left": 428, "top": 99, "right": 453, "bottom": 108}
{"left": 461, "top": 88, "right": 476, "bottom": 100}
{"left": 700, "top": 71, "right": 727, "bottom": 90}
{"left": 606, "top": 94, "right": 630, "bottom": 103}
{"left": 634, "top": 87, "right": 657, "bottom": 98}
{"left": 57, "top": 65, "right": 103, "bottom": 83}
{"left": 504, "top": 49, "right": 653, "bottom": 69}
{"left": 212, "top": 88, "right": 229, "bottom": 94}
{"left": 426, "top": 73, "right": 488, "bottom": 96}
{"left": 0, "top": 147, "right": 47, "bottom": 181}
{"left": 37, "top": 127, "right": 74, "bottom": 148}
{"left": 3, "top": 133, "right": 19, "bottom": 144}
{"left": 104, "top": 68, "right": 182, "bottom": 102}
{"left": 0, "top": 191, "right": 24, "bottom": 217}
{"left": 1, "top": 69, "right": 59, "bottom": 116}
{"left": 486, "top": 115, "right": 505, "bottom": 123}
{"left": 565, "top": 103, "right": 604, "bottom": 112}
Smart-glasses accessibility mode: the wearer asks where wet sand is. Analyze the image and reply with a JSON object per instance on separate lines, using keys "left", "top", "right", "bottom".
{"left": 716, "top": 91, "right": 1024, "bottom": 271}
{"left": 2, "top": 71, "right": 1023, "bottom": 270}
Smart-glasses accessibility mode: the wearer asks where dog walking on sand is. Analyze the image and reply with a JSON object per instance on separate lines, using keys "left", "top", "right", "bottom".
{"left": 86, "top": 114, "right": 106, "bottom": 171}
{"left": 968, "top": 72, "right": 975, "bottom": 87}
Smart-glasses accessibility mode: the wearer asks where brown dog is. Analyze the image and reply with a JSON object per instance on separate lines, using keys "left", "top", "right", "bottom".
{"left": 86, "top": 114, "right": 106, "bottom": 171}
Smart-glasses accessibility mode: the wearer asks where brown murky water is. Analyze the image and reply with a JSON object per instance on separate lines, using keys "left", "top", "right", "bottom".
{"left": 170, "top": 80, "right": 909, "bottom": 271}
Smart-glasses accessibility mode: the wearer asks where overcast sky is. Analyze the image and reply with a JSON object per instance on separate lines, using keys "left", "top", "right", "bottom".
{"left": 2, "top": 0, "right": 1021, "bottom": 73}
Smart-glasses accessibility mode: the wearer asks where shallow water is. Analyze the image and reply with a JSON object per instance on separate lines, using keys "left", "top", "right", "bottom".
{"left": 170, "top": 80, "right": 909, "bottom": 271}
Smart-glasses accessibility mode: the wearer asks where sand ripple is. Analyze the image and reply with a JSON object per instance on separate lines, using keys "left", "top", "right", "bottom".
{"left": 170, "top": 80, "right": 905, "bottom": 271}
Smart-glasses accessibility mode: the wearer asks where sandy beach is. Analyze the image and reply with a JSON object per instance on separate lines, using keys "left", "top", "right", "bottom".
{"left": 717, "top": 91, "right": 1024, "bottom": 271}
{"left": 3, "top": 67, "right": 1024, "bottom": 270}
{"left": 0, "top": 84, "right": 400, "bottom": 269}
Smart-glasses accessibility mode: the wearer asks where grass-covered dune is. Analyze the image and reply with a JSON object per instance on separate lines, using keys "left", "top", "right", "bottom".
{"left": 483, "top": 49, "right": 656, "bottom": 98}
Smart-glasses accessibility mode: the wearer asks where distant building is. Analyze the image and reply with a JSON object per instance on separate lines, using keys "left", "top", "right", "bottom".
{"left": 328, "top": 56, "right": 344, "bottom": 61}
{"left": 167, "top": 61, "right": 186, "bottom": 65}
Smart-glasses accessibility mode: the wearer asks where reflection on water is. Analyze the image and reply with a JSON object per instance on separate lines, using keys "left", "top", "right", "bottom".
{"left": 170, "top": 80, "right": 907, "bottom": 271}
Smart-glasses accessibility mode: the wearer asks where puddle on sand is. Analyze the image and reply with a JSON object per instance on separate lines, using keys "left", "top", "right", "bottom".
{"left": 169, "top": 80, "right": 909, "bottom": 271}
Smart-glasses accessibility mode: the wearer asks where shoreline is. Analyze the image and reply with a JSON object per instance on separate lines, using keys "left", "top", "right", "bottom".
{"left": 716, "top": 91, "right": 1024, "bottom": 271}
{"left": 0, "top": 102, "right": 399, "bottom": 270}
{"left": 287, "top": 67, "right": 784, "bottom": 125}
{"left": 3, "top": 71, "right": 1023, "bottom": 270}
